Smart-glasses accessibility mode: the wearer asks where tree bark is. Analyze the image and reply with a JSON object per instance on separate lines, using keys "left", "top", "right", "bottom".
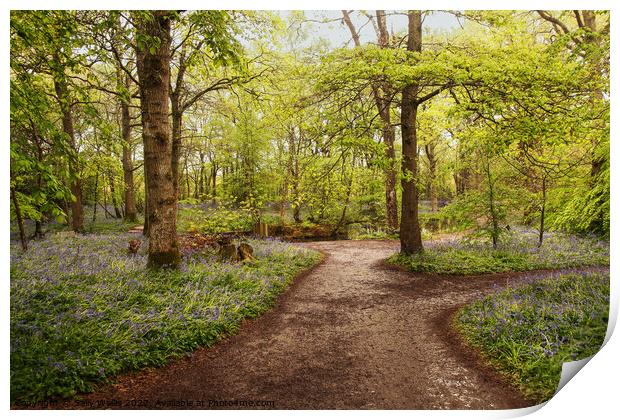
{"left": 53, "top": 62, "right": 84, "bottom": 233}
{"left": 142, "top": 179, "right": 149, "bottom": 236}
{"left": 400, "top": 11, "right": 424, "bottom": 255}
{"left": 120, "top": 73, "right": 138, "bottom": 222}
{"left": 135, "top": 10, "right": 180, "bottom": 268}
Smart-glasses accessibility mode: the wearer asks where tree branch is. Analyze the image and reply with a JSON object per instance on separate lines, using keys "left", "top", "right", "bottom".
{"left": 536, "top": 10, "right": 571, "bottom": 35}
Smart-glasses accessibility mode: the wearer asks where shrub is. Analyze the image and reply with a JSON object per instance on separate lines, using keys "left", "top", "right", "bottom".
{"left": 177, "top": 206, "right": 254, "bottom": 234}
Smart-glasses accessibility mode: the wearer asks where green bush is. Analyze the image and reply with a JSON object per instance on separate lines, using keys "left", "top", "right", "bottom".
{"left": 177, "top": 206, "right": 255, "bottom": 234}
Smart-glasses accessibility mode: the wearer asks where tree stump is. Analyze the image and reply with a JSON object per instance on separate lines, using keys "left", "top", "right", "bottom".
{"left": 219, "top": 243, "right": 239, "bottom": 262}
{"left": 128, "top": 239, "right": 142, "bottom": 254}
{"left": 237, "top": 242, "right": 255, "bottom": 262}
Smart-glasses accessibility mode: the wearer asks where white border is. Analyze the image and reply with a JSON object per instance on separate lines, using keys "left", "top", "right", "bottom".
{"left": 2, "top": 2, "right": 617, "bottom": 420}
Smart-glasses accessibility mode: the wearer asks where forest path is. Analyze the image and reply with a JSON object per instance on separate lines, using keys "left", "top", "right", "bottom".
{"left": 64, "top": 240, "right": 537, "bottom": 409}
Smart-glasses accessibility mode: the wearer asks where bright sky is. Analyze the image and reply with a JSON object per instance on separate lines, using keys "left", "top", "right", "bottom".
{"left": 285, "top": 10, "right": 460, "bottom": 48}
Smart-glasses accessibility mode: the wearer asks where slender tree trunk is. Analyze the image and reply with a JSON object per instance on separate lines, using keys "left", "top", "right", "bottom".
{"left": 53, "top": 64, "right": 83, "bottom": 233}
{"left": 199, "top": 152, "right": 205, "bottom": 197}
{"left": 11, "top": 187, "right": 27, "bottom": 251}
{"left": 171, "top": 108, "right": 182, "bottom": 199}
{"left": 382, "top": 117, "right": 399, "bottom": 231}
{"left": 34, "top": 221, "right": 43, "bottom": 238}
{"left": 579, "top": 11, "right": 606, "bottom": 179}
{"left": 62, "top": 198, "right": 71, "bottom": 228}
{"left": 170, "top": 47, "right": 189, "bottom": 201}
{"left": 425, "top": 143, "right": 438, "bottom": 212}
{"left": 211, "top": 163, "right": 217, "bottom": 201}
{"left": 99, "top": 201, "right": 116, "bottom": 218}
{"left": 342, "top": 9, "right": 398, "bottom": 231}
{"left": 375, "top": 10, "right": 399, "bottom": 231}
{"left": 135, "top": 10, "right": 180, "bottom": 268}
{"left": 32, "top": 124, "right": 45, "bottom": 238}
{"left": 484, "top": 156, "right": 499, "bottom": 249}
{"left": 109, "top": 174, "right": 122, "bottom": 218}
{"left": 331, "top": 168, "right": 354, "bottom": 236}
{"left": 93, "top": 172, "right": 99, "bottom": 222}
{"left": 400, "top": 11, "right": 424, "bottom": 255}
{"left": 120, "top": 73, "right": 137, "bottom": 222}
{"left": 288, "top": 129, "right": 302, "bottom": 223}
{"left": 538, "top": 176, "right": 547, "bottom": 247}
{"left": 184, "top": 157, "right": 191, "bottom": 199}
{"left": 103, "top": 184, "right": 108, "bottom": 219}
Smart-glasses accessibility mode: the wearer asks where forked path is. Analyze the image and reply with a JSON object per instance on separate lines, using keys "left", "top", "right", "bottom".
{"left": 64, "top": 240, "right": 542, "bottom": 409}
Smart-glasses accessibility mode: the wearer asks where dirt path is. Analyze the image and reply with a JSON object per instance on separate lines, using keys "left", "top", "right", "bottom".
{"left": 59, "top": 240, "right": 554, "bottom": 409}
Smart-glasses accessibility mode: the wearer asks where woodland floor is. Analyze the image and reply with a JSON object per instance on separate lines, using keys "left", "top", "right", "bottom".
{"left": 46, "top": 239, "right": 592, "bottom": 410}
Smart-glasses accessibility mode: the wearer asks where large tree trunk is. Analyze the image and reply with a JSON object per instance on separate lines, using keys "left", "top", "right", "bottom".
{"left": 120, "top": 73, "right": 138, "bottom": 222}
{"left": 53, "top": 65, "right": 84, "bottom": 233}
{"left": 400, "top": 11, "right": 424, "bottom": 255}
{"left": 135, "top": 10, "right": 180, "bottom": 269}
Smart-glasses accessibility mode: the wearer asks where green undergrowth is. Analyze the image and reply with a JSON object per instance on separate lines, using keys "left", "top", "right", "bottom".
{"left": 387, "top": 230, "right": 609, "bottom": 275}
{"left": 456, "top": 272, "right": 609, "bottom": 403}
{"left": 10, "top": 233, "right": 320, "bottom": 405}
{"left": 177, "top": 206, "right": 254, "bottom": 234}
